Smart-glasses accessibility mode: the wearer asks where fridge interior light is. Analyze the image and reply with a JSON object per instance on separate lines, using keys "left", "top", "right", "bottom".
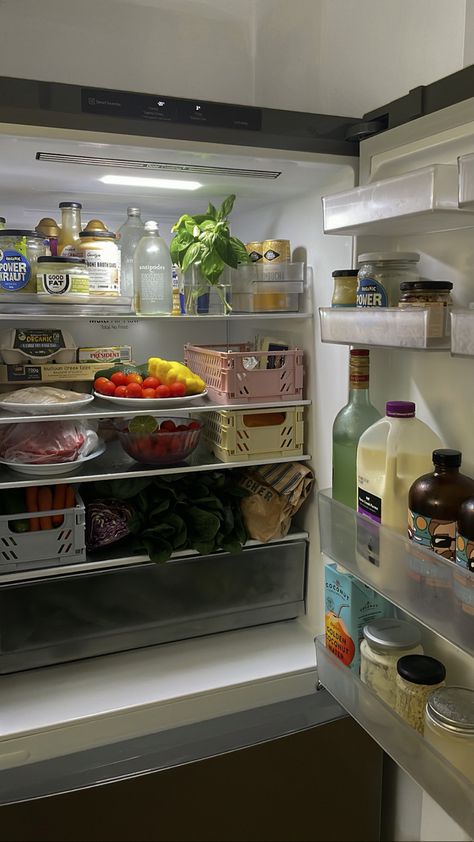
{"left": 99, "top": 175, "right": 201, "bottom": 190}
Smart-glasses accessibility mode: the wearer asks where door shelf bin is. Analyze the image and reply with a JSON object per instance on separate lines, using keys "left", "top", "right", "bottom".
{"left": 319, "top": 307, "right": 450, "bottom": 350}
{"left": 318, "top": 489, "right": 474, "bottom": 657}
{"left": 0, "top": 539, "right": 307, "bottom": 673}
{"left": 450, "top": 310, "right": 474, "bottom": 356}
{"left": 322, "top": 164, "right": 474, "bottom": 236}
{"left": 458, "top": 152, "right": 474, "bottom": 207}
{"left": 315, "top": 637, "right": 474, "bottom": 837}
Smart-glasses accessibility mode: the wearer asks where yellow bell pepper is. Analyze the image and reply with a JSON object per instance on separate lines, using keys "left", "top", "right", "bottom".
{"left": 147, "top": 357, "right": 205, "bottom": 395}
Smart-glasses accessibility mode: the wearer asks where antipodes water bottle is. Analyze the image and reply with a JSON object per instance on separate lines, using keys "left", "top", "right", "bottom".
{"left": 134, "top": 221, "right": 172, "bottom": 315}
{"left": 117, "top": 207, "right": 145, "bottom": 300}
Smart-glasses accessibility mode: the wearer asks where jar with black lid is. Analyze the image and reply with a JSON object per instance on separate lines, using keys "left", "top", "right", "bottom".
{"left": 331, "top": 269, "right": 358, "bottom": 307}
{"left": 398, "top": 280, "right": 453, "bottom": 340}
{"left": 395, "top": 654, "right": 446, "bottom": 733}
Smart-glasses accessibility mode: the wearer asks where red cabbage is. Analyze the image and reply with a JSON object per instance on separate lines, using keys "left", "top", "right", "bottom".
{"left": 86, "top": 499, "right": 134, "bottom": 551}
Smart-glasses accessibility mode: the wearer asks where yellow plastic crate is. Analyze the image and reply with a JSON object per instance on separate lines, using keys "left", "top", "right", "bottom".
{"left": 204, "top": 407, "right": 304, "bottom": 462}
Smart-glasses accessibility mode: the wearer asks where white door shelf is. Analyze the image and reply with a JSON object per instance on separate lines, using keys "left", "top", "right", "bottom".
{"left": 315, "top": 637, "right": 474, "bottom": 837}
{"left": 319, "top": 307, "right": 450, "bottom": 350}
{"left": 450, "top": 310, "right": 474, "bottom": 356}
{"left": 458, "top": 152, "right": 474, "bottom": 207}
{"left": 322, "top": 164, "right": 474, "bottom": 236}
{"left": 318, "top": 489, "right": 474, "bottom": 658}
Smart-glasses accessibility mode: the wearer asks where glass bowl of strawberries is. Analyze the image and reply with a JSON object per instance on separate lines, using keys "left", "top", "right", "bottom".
{"left": 115, "top": 416, "right": 202, "bottom": 466}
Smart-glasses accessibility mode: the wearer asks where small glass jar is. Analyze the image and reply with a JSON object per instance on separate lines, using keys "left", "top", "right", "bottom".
{"left": 0, "top": 229, "right": 49, "bottom": 295}
{"left": 398, "top": 280, "right": 453, "bottom": 340}
{"left": 395, "top": 654, "right": 446, "bottom": 733}
{"left": 425, "top": 686, "right": 474, "bottom": 783}
{"left": 36, "top": 256, "right": 90, "bottom": 302}
{"left": 360, "top": 618, "right": 423, "bottom": 707}
{"left": 331, "top": 269, "right": 358, "bottom": 307}
{"left": 357, "top": 252, "right": 419, "bottom": 308}
{"left": 79, "top": 228, "right": 120, "bottom": 297}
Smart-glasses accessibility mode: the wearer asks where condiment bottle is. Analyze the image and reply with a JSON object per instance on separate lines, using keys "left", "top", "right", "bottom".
{"left": 409, "top": 450, "right": 474, "bottom": 561}
{"left": 456, "top": 497, "right": 474, "bottom": 572}
{"left": 331, "top": 269, "right": 358, "bottom": 307}
{"left": 360, "top": 618, "right": 423, "bottom": 707}
{"left": 425, "top": 687, "right": 474, "bottom": 782}
{"left": 58, "top": 202, "right": 82, "bottom": 257}
{"left": 395, "top": 654, "right": 446, "bottom": 734}
{"left": 36, "top": 217, "right": 60, "bottom": 257}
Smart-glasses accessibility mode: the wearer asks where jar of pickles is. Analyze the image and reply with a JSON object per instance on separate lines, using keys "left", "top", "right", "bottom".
{"left": 395, "top": 654, "right": 446, "bottom": 733}
{"left": 360, "top": 619, "right": 423, "bottom": 707}
{"left": 425, "top": 687, "right": 474, "bottom": 783}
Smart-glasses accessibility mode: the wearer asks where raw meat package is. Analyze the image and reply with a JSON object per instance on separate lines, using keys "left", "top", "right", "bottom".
{"left": 0, "top": 421, "right": 99, "bottom": 464}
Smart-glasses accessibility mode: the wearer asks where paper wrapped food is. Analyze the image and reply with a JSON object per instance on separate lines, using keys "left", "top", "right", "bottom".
{"left": 238, "top": 462, "right": 314, "bottom": 542}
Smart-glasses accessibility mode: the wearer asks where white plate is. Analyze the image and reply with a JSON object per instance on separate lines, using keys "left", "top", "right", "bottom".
{"left": 93, "top": 390, "right": 208, "bottom": 409}
{"left": 0, "top": 443, "right": 106, "bottom": 476}
{"left": 0, "top": 394, "right": 95, "bottom": 415}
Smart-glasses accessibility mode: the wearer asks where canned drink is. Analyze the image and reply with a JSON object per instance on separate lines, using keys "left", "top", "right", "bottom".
{"left": 245, "top": 242, "right": 263, "bottom": 262}
{"left": 263, "top": 239, "right": 291, "bottom": 263}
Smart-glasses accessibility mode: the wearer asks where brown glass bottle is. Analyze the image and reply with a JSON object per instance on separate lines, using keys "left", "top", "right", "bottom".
{"left": 408, "top": 450, "right": 474, "bottom": 561}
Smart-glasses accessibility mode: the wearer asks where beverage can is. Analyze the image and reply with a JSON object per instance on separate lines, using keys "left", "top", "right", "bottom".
{"left": 262, "top": 239, "right": 291, "bottom": 264}
{"left": 245, "top": 242, "right": 263, "bottom": 262}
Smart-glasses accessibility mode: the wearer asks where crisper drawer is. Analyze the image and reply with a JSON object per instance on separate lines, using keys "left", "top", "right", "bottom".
{"left": 0, "top": 540, "right": 307, "bottom": 674}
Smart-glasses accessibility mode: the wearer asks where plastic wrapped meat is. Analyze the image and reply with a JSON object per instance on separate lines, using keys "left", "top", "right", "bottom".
{"left": 0, "top": 420, "right": 99, "bottom": 464}
{"left": 0, "top": 387, "right": 88, "bottom": 406}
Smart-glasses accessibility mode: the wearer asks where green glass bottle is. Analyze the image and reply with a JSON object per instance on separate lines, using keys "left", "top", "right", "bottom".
{"left": 332, "top": 349, "right": 381, "bottom": 508}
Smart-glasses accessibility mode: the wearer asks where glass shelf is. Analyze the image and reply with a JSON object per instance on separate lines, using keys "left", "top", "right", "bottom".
{"left": 0, "top": 442, "right": 311, "bottom": 490}
{"left": 322, "top": 164, "right": 474, "bottom": 236}
{"left": 450, "top": 310, "right": 474, "bottom": 356}
{"left": 315, "top": 637, "right": 474, "bottom": 837}
{"left": 458, "top": 152, "right": 474, "bottom": 208}
{"left": 318, "top": 489, "right": 474, "bottom": 658}
{"left": 0, "top": 311, "right": 312, "bottom": 322}
{"left": 0, "top": 398, "right": 311, "bottom": 426}
{"left": 319, "top": 307, "right": 450, "bottom": 350}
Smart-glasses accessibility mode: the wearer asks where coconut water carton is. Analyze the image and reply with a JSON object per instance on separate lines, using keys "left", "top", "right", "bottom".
{"left": 324, "top": 563, "right": 392, "bottom": 673}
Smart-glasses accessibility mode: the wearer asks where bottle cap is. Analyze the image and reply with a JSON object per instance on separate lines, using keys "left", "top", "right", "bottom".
{"left": 332, "top": 269, "right": 358, "bottom": 277}
{"left": 79, "top": 230, "right": 116, "bottom": 239}
{"left": 358, "top": 251, "right": 420, "bottom": 263}
{"left": 400, "top": 280, "right": 453, "bottom": 291}
{"left": 363, "top": 619, "right": 421, "bottom": 653}
{"left": 397, "top": 654, "right": 446, "bottom": 686}
{"left": 349, "top": 349, "right": 369, "bottom": 357}
{"left": 59, "top": 201, "right": 82, "bottom": 209}
{"left": 0, "top": 217, "right": 5, "bottom": 223}
{"left": 426, "top": 687, "right": 474, "bottom": 733}
{"left": 36, "top": 217, "right": 60, "bottom": 237}
{"left": 433, "top": 449, "right": 461, "bottom": 467}
{"left": 145, "top": 221, "right": 159, "bottom": 232}
{"left": 386, "top": 401, "right": 415, "bottom": 418}
{"left": 127, "top": 207, "right": 141, "bottom": 215}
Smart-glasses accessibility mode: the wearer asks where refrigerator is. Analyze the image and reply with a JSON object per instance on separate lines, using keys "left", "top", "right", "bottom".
{"left": 0, "top": 68, "right": 472, "bottom": 841}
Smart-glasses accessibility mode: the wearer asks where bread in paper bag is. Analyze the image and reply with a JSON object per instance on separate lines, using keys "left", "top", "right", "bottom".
{"left": 239, "top": 462, "right": 314, "bottom": 542}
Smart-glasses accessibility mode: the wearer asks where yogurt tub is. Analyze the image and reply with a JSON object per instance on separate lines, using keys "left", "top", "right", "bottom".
{"left": 0, "top": 230, "right": 49, "bottom": 295}
{"left": 36, "top": 256, "right": 90, "bottom": 302}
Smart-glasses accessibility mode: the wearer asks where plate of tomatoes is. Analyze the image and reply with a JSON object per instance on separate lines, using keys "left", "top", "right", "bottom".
{"left": 93, "top": 371, "right": 208, "bottom": 407}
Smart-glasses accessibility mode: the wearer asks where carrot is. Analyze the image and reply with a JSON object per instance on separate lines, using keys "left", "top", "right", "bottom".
{"left": 52, "top": 484, "right": 66, "bottom": 526}
{"left": 26, "top": 486, "right": 40, "bottom": 532}
{"left": 65, "top": 485, "right": 75, "bottom": 509}
{"left": 38, "top": 486, "right": 53, "bottom": 530}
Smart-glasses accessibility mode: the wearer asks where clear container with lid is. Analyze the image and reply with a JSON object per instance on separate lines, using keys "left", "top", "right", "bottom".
{"left": 79, "top": 229, "right": 120, "bottom": 297}
{"left": 357, "top": 252, "right": 420, "bottom": 308}
{"left": 395, "top": 654, "right": 446, "bottom": 733}
{"left": 0, "top": 229, "right": 49, "bottom": 295}
{"left": 36, "top": 256, "right": 90, "bottom": 302}
{"left": 425, "top": 686, "right": 474, "bottom": 783}
{"left": 360, "top": 618, "right": 423, "bottom": 707}
{"left": 331, "top": 269, "right": 358, "bottom": 307}
{"left": 398, "top": 280, "right": 453, "bottom": 339}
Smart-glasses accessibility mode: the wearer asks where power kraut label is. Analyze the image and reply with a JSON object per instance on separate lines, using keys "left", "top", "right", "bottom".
{"left": 0, "top": 248, "right": 30, "bottom": 291}
{"left": 356, "top": 276, "right": 388, "bottom": 307}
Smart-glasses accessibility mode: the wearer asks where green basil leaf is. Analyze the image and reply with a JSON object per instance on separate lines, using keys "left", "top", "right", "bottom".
{"left": 220, "top": 194, "right": 235, "bottom": 219}
{"left": 229, "top": 236, "right": 251, "bottom": 265}
{"left": 206, "top": 202, "right": 218, "bottom": 220}
{"left": 199, "top": 219, "right": 216, "bottom": 231}
{"left": 200, "top": 249, "right": 225, "bottom": 283}
{"left": 181, "top": 241, "right": 203, "bottom": 272}
{"left": 214, "top": 233, "right": 236, "bottom": 267}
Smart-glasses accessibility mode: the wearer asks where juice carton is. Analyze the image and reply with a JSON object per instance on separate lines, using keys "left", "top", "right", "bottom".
{"left": 324, "top": 563, "right": 392, "bottom": 673}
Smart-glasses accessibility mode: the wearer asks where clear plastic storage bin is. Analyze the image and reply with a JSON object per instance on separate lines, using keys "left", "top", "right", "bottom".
{"left": 231, "top": 262, "right": 305, "bottom": 313}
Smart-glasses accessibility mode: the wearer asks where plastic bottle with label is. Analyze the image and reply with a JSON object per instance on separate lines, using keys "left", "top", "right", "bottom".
{"left": 57, "top": 202, "right": 82, "bottom": 257}
{"left": 134, "top": 221, "right": 172, "bottom": 315}
{"left": 116, "top": 207, "right": 145, "bottom": 300}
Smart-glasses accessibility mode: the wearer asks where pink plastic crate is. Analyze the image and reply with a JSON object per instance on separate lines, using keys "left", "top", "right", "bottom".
{"left": 184, "top": 343, "right": 304, "bottom": 405}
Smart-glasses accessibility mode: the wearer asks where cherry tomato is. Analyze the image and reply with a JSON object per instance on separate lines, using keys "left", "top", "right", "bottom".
{"left": 114, "top": 385, "right": 128, "bottom": 398}
{"left": 143, "top": 376, "right": 160, "bottom": 390}
{"left": 156, "top": 384, "right": 171, "bottom": 399}
{"left": 169, "top": 381, "right": 186, "bottom": 398}
{"left": 126, "top": 372, "right": 144, "bottom": 386}
{"left": 142, "top": 388, "right": 156, "bottom": 399}
{"left": 94, "top": 376, "right": 115, "bottom": 395}
{"left": 160, "top": 419, "right": 176, "bottom": 433}
{"left": 176, "top": 424, "right": 188, "bottom": 431}
{"left": 126, "top": 383, "right": 143, "bottom": 398}
{"left": 187, "top": 420, "right": 201, "bottom": 430}
{"left": 168, "top": 435, "right": 184, "bottom": 454}
{"left": 111, "top": 371, "right": 128, "bottom": 387}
